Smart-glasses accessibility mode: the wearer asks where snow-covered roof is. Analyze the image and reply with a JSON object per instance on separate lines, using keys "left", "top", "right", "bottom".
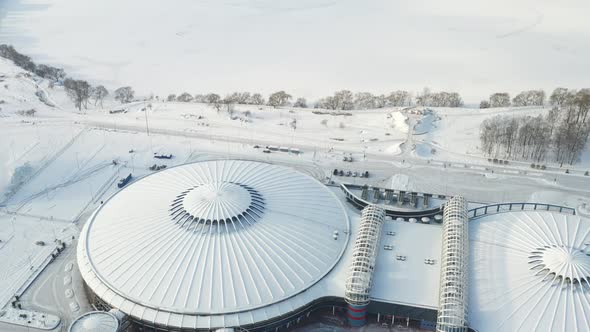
{"left": 371, "top": 220, "right": 442, "bottom": 309}
{"left": 469, "top": 211, "right": 590, "bottom": 332}
{"left": 77, "top": 160, "right": 350, "bottom": 329}
{"left": 68, "top": 311, "right": 119, "bottom": 332}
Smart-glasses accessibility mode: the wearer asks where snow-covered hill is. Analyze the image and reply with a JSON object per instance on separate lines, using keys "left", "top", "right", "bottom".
{"left": 1, "top": 56, "right": 589, "bottom": 200}
{"left": 0, "top": 57, "right": 58, "bottom": 115}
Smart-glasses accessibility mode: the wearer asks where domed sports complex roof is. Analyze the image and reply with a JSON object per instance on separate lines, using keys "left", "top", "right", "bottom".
{"left": 77, "top": 160, "right": 350, "bottom": 330}
{"left": 469, "top": 210, "right": 590, "bottom": 332}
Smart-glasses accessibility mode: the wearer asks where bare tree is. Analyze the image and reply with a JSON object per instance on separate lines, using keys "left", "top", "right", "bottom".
{"left": 248, "top": 93, "right": 265, "bottom": 105}
{"left": 193, "top": 94, "right": 206, "bottom": 103}
{"left": 267, "top": 91, "right": 292, "bottom": 107}
{"left": 374, "top": 94, "right": 388, "bottom": 108}
{"left": 92, "top": 85, "right": 109, "bottom": 107}
{"left": 489, "top": 93, "right": 510, "bottom": 108}
{"left": 512, "top": 90, "right": 545, "bottom": 106}
{"left": 293, "top": 97, "right": 307, "bottom": 108}
{"left": 354, "top": 92, "right": 376, "bottom": 109}
{"left": 114, "top": 86, "right": 135, "bottom": 104}
{"left": 318, "top": 90, "right": 355, "bottom": 110}
{"left": 35, "top": 64, "right": 66, "bottom": 82}
{"left": 317, "top": 96, "right": 338, "bottom": 110}
{"left": 556, "top": 89, "right": 590, "bottom": 164}
{"left": 221, "top": 94, "right": 236, "bottom": 115}
{"left": 415, "top": 88, "right": 463, "bottom": 107}
{"left": 549, "top": 87, "right": 570, "bottom": 107}
{"left": 386, "top": 90, "right": 412, "bottom": 107}
{"left": 545, "top": 107, "right": 559, "bottom": 137}
{"left": 205, "top": 93, "right": 222, "bottom": 112}
{"left": 415, "top": 88, "right": 432, "bottom": 106}
{"left": 333, "top": 90, "right": 354, "bottom": 110}
{"left": 446, "top": 92, "right": 464, "bottom": 107}
{"left": 205, "top": 93, "right": 220, "bottom": 104}
{"left": 64, "top": 78, "right": 91, "bottom": 110}
{"left": 228, "top": 92, "right": 250, "bottom": 104}
{"left": 177, "top": 92, "right": 193, "bottom": 102}
{"left": 480, "top": 100, "right": 490, "bottom": 109}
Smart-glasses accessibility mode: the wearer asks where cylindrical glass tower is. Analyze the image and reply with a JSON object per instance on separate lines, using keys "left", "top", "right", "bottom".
{"left": 436, "top": 196, "right": 469, "bottom": 332}
{"left": 345, "top": 204, "right": 385, "bottom": 326}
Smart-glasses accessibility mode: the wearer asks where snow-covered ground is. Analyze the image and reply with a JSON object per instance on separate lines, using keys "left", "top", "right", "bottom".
{"left": 0, "top": 213, "right": 76, "bottom": 308}
{"left": 1, "top": 0, "right": 590, "bottom": 102}
{"left": 1, "top": 53, "right": 590, "bottom": 330}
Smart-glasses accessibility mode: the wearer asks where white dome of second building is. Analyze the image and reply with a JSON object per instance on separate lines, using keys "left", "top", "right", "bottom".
{"left": 469, "top": 211, "right": 590, "bottom": 332}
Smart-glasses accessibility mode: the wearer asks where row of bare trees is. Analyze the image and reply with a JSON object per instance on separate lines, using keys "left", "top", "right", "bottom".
{"left": 415, "top": 88, "right": 463, "bottom": 107}
{"left": 168, "top": 92, "right": 266, "bottom": 105}
{"left": 480, "top": 90, "right": 547, "bottom": 108}
{"left": 316, "top": 90, "right": 413, "bottom": 110}
{"left": 169, "top": 88, "right": 457, "bottom": 110}
{"left": 480, "top": 115, "right": 551, "bottom": 162}
{"left": 480, "top": 88, "right": 590, "bottom": 164}
{"left": 552, "top": 89, "right": 590, "bottom": 164}
{"left": 63, "top": 81, "right": 133, "bottom": 110}
{"left": 167, "top": 91, "right": 298, "bottom": 109}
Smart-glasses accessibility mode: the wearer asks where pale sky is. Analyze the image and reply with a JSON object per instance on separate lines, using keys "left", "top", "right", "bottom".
{"left": 1, "top": 0, "right": 589, "bottom": 103}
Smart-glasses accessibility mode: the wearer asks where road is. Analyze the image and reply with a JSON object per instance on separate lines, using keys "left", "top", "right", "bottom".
{"left": 84, "top": 116, "right": 590, "bottom": 206}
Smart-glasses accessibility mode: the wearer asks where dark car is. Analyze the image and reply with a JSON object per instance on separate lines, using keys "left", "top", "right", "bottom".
{"left": 118, "top": 173, "right": 132, "bottom": 188}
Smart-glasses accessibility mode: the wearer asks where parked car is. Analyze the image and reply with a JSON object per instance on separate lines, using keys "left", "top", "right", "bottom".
{"left": 154, "top": 153, "right": 173, "bottom": 159}
{"left": 118, "top": 173, "right": 132, "bottom": 188}
{"left": 149, "top": 164, "right": 167, "bottom": 171}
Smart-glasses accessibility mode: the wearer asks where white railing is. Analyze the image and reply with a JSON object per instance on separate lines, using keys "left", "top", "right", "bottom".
{"left": 436, "top": 196, "right": 469, "bottom": 332}
{"left": 344, "top": 205, "right": 385, "bottom": 305}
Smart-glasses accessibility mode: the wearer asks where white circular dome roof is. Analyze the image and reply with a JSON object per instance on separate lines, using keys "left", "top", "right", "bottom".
{"left": 79, "top": 160, "right": 349, "bottom": 318}
{"left": 469, "top": 210, "right": 590, "bottom": 332}
{"left": 68, "top": 311, "right": 118, "bottom": 332}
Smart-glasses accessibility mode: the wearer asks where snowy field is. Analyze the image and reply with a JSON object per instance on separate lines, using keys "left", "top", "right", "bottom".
{"left": 1, "top": 0, "right": 590, "bottom": 101}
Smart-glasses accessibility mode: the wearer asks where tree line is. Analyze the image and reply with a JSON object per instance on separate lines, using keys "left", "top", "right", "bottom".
{"left": 480, "top": 90, "right": 546, "bottom": 108}
{"left": 166, "top": 89, "right": 461, "bottom": 110}
{"left": 480, "top": 88, "right": 590, "bottom": 164}
{"left": 2, "top": 45, "right": 469, "bottom": 111}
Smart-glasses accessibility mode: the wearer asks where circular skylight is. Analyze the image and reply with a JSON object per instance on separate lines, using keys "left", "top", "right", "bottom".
{"left": 170, "top": 182, "right": 264, "bottom": 226}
